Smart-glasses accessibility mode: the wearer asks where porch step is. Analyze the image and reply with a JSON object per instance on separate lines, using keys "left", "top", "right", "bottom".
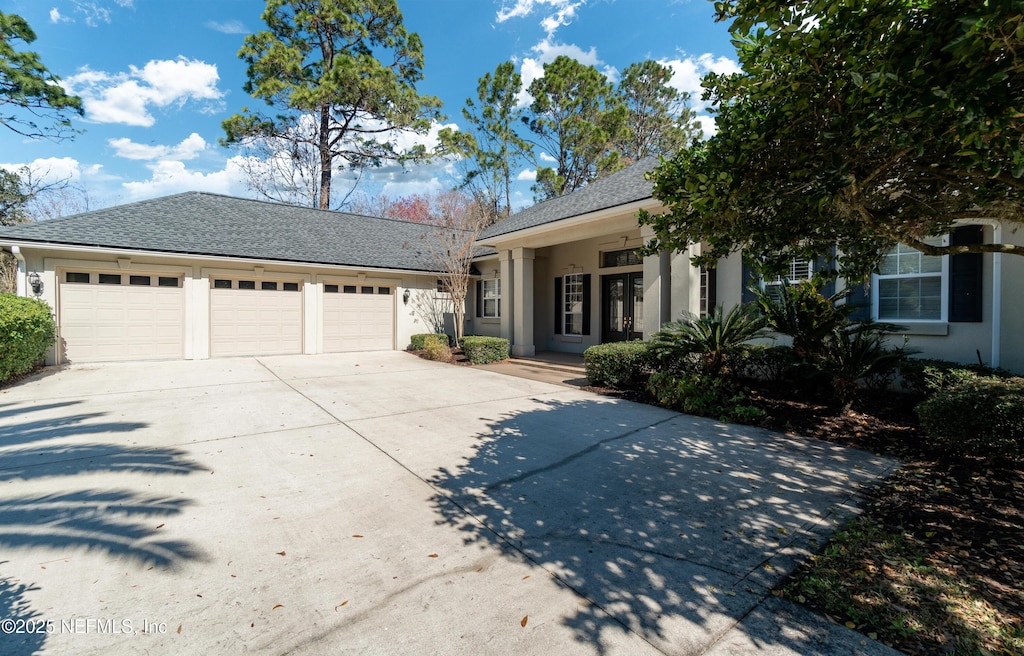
{"left": 507, "top": 357, "right": 587, "bottom": 378}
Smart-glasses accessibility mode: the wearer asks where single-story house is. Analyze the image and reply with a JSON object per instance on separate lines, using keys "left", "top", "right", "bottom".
{"left": 2, "top": 159, "right": 1021, "bottom": 373}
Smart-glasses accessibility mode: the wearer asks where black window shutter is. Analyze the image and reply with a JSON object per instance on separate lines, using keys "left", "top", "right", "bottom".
{"left": 707, "top": 267, "right": 718, "bottom": 311}
{"left": 949, "top": 225, "right": 983, "bottom": 322}
{"left": 475, "top": 280, "right": 482, "bottom": 318}
{"left": 582, "top": 274, "right": 592, "bottom": 336}
{"left": 846, "top": 281, "right": 871, "bottom": 321}
{"left": 740, "top": 260, "right": 757, "bottom": 303}
{"left": 553, "top": 277, "right": 562, "bottom": 335}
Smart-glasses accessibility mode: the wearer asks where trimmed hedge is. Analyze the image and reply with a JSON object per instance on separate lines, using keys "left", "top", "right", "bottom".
{"left": 916, "top": 375, "right": 1024, "bottom": 460}
{"left": 410, "top": 333, "right": 449, "bottom": 350}
{"left": 647, "top": 371, "right": 764, "bottom": 425}
{"left": 460, "top": 336, "right": 509, "bottom": 364}
{"left": 899, "top": 357, "right": 1005, "bottom": 395}
{"left": 584, "top": 341, "right": 653, "bottom": 390}
{"left": 0, "top": 294, "right": 55, "bottom": 384}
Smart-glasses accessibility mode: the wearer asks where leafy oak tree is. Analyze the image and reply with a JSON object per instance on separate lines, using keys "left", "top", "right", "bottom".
{"left": 1, "top": 11, "right": 82, "bottom": 140}
{"left": 617, "top": 60, "right": 701, "bottom": 164}
{"left": 222, "top": 0, "right": 442, "bottom": 209}
{"left": 641, "top": 0, "right": 1024, "bottom": 281}
{"left": 523, "top": 55, "right": 627, "bottom": 200}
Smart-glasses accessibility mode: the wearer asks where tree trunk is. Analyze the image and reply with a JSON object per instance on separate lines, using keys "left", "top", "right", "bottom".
{"left": 318, "top": 106, "right": 332, "bottom": 210}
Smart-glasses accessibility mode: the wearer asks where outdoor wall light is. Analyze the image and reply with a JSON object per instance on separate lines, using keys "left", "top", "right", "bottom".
{"left": 403, "top": 288, "right": 411, "bottom": 305}
{"left": 27, "top": 272, "right": 43, "bottom": 296}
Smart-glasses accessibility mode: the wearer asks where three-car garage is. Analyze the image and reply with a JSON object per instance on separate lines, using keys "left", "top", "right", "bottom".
{"left": 54, "top": 269, "right": 399, "bottom": 364}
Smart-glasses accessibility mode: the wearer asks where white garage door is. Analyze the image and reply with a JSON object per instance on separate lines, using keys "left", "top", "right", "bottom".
{"left": 210, "top": 278, "right": 303, "bottom": 357}
{"left": 322, "top": 284, "right": 394, "bottom": 352}
{"left": 58, "top": 270, "right": 185, "bottom": 363}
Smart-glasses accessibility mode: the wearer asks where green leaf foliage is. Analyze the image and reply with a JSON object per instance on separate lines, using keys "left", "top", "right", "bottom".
{"left": 0, "top": 294, "right": 55, "bottom": 383}
{"left": 917, "top": 375, "right": 1024, "bottom": 461}
{"left": 0, "top": 11, "right": 82, "bottom": 140}
{"left": 583, "top": 341, "right": 653, "bottom": 390}
{"left": 523, "top": 56, "right": 628, "bottom": 200}
{"left": 642, "top": 0, "right": 1024, "bottom": 280}
{"left": 460, "top": 336, "right": 509, "bottom": 364}
{"left": 222, "top": 0, "right": 442, "bottom": 209}
{"left": 649, "top": 303, "right": 769, "bottom": 377}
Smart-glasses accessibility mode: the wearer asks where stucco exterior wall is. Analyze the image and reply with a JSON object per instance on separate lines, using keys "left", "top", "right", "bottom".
{"left": 12, "top": 246, "right": 438, "bottom": 364}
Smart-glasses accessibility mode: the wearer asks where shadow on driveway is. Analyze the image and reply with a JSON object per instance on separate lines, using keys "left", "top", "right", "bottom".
{"left": 0, "top": 402, "right": 209, "bottom": 656}
{"left": 428, "top": 397, "right": 895, "bottom": 655}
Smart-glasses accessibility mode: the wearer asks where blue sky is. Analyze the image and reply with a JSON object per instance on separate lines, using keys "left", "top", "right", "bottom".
{"left": 2, "top": 0, "right": 739, "bottom": 213}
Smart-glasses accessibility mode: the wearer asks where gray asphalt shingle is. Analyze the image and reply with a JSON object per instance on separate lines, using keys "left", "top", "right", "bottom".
{"left": 0, "top": 192, "right": 446, "bottom": 272}
{"left": 480, "top": 157, "right": 657, "bottom": 240}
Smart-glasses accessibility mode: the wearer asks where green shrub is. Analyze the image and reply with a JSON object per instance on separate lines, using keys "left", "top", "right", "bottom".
{"left": 815, "top": 322, "right": 914, "bottom": 407}
{"left": 647, "top": 371, "right": 764, "bottom": 425}
{"left": 752, "top": 279, "right": 852, "bottom": 359}
{"left": 649, "top": 304, "right": 769, "bottom": 377}
{"left": 460, "top": 336, "right": 509, "bottom": 364}
{"left": 584, "top": 341, "right": 653, "bottom": 389}
{"left": 916, "top": 376, "right": 1024, "bottom": 460}
{"left": 733, "top": 344, "right": 798, "bottom": 383}
{"left": 0, "top": 294, "right": 55, "bottom": 383}
{"left": 410, "top": 333, "right": 449, "bottom": 350}
{"left": 899, "top": 357, "right": 1006, "bottom": 395}
{"left": 422, "top": 334, "right": 451, "bottom": 362}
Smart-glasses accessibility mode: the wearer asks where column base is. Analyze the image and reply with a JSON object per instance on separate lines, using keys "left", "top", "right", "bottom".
{"left": 511, "top": 344, "right": 536, "bottom": 357}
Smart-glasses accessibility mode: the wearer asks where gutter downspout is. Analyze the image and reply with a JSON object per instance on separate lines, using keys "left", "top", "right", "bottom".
{"left": 11, "top": 246, "right": 27, "bottom": 297}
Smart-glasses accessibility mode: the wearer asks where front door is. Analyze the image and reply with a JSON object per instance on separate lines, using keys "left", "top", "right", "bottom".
{"left": 601, "top": 273, "right": 643, "bottom": 342}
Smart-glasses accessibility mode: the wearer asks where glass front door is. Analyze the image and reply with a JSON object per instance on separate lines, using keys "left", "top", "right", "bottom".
{"left": 601, "top": 273, "right": 643, "bottom": 342}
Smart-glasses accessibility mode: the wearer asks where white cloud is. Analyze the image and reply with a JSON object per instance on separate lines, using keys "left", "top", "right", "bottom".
{"left": 121, "top": 158, "right": 248, "bottom": 201}
{"left": 658, "top": 53, "right": 742, "bottom": 135}
{"left": 109, "top": 133, "right": 207, "bottom": 161}
{"left": 0, "top": 157, "right": 82, "bottom": 184}
{"left": 516, "top": 37, "right": 608, "bottom": 107}
{"left": 496, "top": 0, "right": 585, "bottom": 37}
{"left": 516, "top": 168, "right": 537, "bottom": 181}
{"left": 49, "top": 8, "right": 69, "bottom": 23}
{"left": 659, "top": 53, "right": 741, "bottom": 111}
{"left": 63, "top": 57, "right": 224, "bottom": 127}
{"left": 538, "top": 152, "right": 557, "bottom": 163}
{"left": 205, "top": 20, "right": 248, "bottom": 34}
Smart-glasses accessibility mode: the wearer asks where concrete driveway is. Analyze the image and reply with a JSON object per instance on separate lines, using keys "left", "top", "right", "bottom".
{"left": 0, "top": 352, "right": 900, "bottom": 656}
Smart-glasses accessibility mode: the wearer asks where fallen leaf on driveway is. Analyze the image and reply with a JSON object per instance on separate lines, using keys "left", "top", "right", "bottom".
{"left": 335, "top": 601, "right": 348, "bottom": 611}
{"left": 520, "top": 615, "right": 528, "bottom": 627}
{"left": 428, "top": 553, "right": 438, "bottom": 558}
{"left": 352, "top": 535, "right": 363, "bottom": 538}
{"left": 273, "top": 604, "right": 283, "bottom": 610}
{"left": 177, "top": 625, "right": 182, "bottom": 634}
{"left": 276, "top": 551, "right": 286, "bottom": 556}
{"left": 156, "top": 524, "right": 164, "bottom": 529}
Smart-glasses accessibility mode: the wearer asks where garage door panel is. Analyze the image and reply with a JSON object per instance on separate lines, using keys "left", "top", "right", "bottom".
{"left": 210, "top": 287, "right": 303, "bottom": 357}
{"left": 59, "top": 279, "right": 185, "bottom": 363}
{"left": 323, "top": 292, "right": 394, "bottom": 353}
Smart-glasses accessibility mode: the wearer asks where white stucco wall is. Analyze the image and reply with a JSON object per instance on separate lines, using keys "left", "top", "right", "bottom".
{"left": 10, "top": 246, "right": 439, "bottom": 364}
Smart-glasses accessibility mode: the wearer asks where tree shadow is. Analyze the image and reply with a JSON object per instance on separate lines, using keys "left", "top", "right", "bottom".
{"left": 428, "top": 397, "right": 895, "bottom": 654}
{"left": 0, "top": 402, "right": 209, "bottom": 655}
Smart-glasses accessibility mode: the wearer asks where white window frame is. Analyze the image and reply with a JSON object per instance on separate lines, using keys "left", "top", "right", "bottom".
{"left": 563, "top": 273, "right": 584, "bottom": 336}
{"left": 872, "top": 236, "right": 948, "bottom": 323}
{"left": 761, "top": 257, "right": 813, "bottom": 300}
{"left": 481, "top": 278, "right": 500, "bottom": 318}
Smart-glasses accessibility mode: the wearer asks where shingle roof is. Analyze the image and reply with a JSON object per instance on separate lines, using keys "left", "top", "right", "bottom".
{"left": 481, "top": 157, "right": 658, "bottom": 241}
{"left": 0, "top": 192, "right": 449, "bottom": 272}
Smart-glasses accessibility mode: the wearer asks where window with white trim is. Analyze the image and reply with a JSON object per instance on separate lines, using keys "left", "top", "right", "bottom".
{"left": 874, "top": 236, "right": 946, "bottom": 321}
{"left": 481, "top": 278, "right": 500, "bottom": 318}
{"left": 563, "top": 273, "right": 584, "bottom": 336}
{"left": 762, "top": 258, "right": 813, "bottom": 300}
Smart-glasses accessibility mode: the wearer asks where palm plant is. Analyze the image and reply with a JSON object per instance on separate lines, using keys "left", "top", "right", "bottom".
{"left": 650, "top": 303, "right": 770, "bottom": 377}
{"left": 815, "top": 321, "right": 915, "bottom": 410}
{"left": 752, "top": 279, "right": 851, "bottom": 359}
